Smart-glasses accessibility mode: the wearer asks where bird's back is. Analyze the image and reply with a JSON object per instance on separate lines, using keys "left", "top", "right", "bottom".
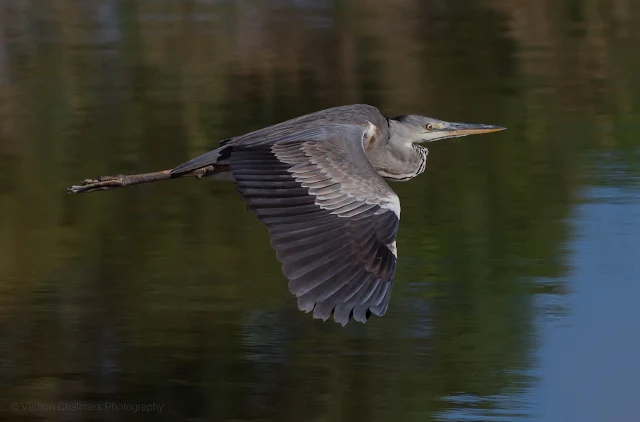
{"left": 222, "top": 104, "right": 389, "bottom": 148}
{"left": 171, "top": 104, "right": 390, "bottom": 177}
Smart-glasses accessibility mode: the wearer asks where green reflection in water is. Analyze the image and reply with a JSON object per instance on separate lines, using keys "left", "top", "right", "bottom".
{"left": 0, "top": 0, "right": 639, "bottom": 421}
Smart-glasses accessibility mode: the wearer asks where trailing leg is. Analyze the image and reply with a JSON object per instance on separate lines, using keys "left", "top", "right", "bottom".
{"left": 67, "top": 166, "right": 214, "bottom": 194}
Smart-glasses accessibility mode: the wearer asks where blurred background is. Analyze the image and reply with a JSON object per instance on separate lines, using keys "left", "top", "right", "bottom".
{"left": 1, "top": 0, "right": 639, "bottom": 421}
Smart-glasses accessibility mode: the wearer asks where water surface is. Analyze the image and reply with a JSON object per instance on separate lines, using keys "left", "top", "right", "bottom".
{"left": 1, "top": 1, "right": 639, "bottom": 421}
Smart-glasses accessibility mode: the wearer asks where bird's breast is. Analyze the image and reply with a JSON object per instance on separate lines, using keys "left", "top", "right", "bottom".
{"left": 371, "top": 144, "right": 427, "bottom": 182}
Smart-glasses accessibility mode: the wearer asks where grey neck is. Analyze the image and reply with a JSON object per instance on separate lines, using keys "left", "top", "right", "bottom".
{"left": 366, "top": 120, "right": 429, "bottom": 182}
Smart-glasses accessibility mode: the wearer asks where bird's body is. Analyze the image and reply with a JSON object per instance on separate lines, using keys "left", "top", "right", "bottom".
{"left": 173, "top": 104, "right": 428, "bottom": 183}
{"left": 68, "top": 104, "right": 504, "bottom": 325}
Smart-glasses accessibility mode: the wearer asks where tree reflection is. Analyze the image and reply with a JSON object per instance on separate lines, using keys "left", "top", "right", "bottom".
{"left": 1, "top": 0, "right": 639, "bottom": 420}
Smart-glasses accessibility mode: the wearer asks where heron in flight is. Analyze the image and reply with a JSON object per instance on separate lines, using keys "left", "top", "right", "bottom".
{"left": 68, "top": 104, "right": 504, "bottom": 325}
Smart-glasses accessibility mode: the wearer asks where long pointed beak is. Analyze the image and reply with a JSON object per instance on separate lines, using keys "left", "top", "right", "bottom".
{"left": 445, "top": 122, "right": 506, "bottom": 137}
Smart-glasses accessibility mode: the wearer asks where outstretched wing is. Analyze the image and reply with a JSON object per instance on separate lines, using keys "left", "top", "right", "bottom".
{"left": 230, "top": 124, "right": 400, "bottom": 325}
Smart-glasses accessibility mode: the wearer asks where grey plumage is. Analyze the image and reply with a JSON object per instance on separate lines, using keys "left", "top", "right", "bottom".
{"left": 69, "top": 104, "right": 504, "bottom": 326}
{"left": 170, "top": 104, "right": 504, "bottom": 325}
{"left": 224, "top": 123, "right": 399, "bottom": 325}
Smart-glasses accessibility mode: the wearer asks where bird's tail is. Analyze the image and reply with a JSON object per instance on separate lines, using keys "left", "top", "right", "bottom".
{"left": 170, "top": 146, "right": 227, "bottom": 175}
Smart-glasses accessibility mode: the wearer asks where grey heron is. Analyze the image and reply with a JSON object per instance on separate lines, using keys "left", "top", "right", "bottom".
{"left": 68, "top": 104, "right": 505, "bottom": 325}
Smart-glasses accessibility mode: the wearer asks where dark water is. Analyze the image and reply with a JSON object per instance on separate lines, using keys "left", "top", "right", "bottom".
{"left": 1, "top": 1, "right": 640, "bottom": 421}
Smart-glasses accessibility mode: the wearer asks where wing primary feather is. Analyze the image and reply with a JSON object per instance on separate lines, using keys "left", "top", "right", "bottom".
{"left": 368, "top": 281, "right": 387, "bottom": 307}
{"left": 277, "top": 235, "right": 350, "bottom": 264}
{"left": 372, "top": 282, "right": 390, "bottom": 308}
{"left": 273, "top": 230, "right": 348, "bottom": 252}
{"left": 369, "top": 283, "right": 392, "bottom": 316}
{"left": 233, "top": 168, "right": 291, "bottom": 176}
{"left": 266, "top": 213, "right": 335, "bottom": 229}
{"left": 357, "top": 278, "right": 381, "bottom": 305}
{"left": 253, "top": 203, "right": 319, "bottom": 217}
{"left": 240, "top": 187, "right": 310, "bottom": 197}
{"left": 236, "top": 180, "right": 301, "bottom": 189}
{"left": 289, "top": 257, "right": 355, "bottom": 297}
{"left": 247, "top": 196, "right": 315, "bottom": 207}
{"left": 232, "top": 162, "right": 291, "bottom": 170}
{"left": 269, "top": 220, "right": 344, "bottom": 244}
{"left": 235, "top": 173, "right": 294, "bottom": 182}
{"left": 333, "top": 273, "right": 374, "bottom": 325}
{"left": 312, "top": 299, "right": 336, "bottom": 321}
{"left": 297, "top": 295, "right": 316, "bottom": 313}
{"left": 342, "top": 272, "right": 373, "bottom": 303}
{"left": 283, "top": 249, "right": 354, "bottom": 281}
{"left": 313, "top": 265, "right": 364, "bottom": 302}
{"left": 281, "top": 241, "right": 352, "bottom": 278}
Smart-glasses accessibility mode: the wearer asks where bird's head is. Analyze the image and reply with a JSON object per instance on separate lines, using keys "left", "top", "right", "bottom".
{"left": 389, "top": 115, "right": 505, "bottom": 143}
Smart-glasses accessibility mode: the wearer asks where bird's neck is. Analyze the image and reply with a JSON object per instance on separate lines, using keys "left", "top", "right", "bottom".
{"left": 368, "top": 136, "right": 428, "bottom": 182}
{"left": 410, "top": 144, "right": 428, "bottom": 178}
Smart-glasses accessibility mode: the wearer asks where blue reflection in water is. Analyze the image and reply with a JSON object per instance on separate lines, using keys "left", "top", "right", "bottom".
{"left": 533, "top": 184, "right": 640, "bottom": 422}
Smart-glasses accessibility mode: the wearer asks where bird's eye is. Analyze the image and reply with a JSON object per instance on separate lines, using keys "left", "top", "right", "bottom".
{"left": 426, "top": 123, "right": 433, "bottom": 131}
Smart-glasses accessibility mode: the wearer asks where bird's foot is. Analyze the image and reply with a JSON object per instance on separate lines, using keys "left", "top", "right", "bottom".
{"left": 67, "top": 175, "right": 125, "bottom": 194}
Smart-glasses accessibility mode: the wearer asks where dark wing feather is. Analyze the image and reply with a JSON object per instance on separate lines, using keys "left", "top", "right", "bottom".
{"left": 230, "top": 124, "right": 400, "bottom": 325}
